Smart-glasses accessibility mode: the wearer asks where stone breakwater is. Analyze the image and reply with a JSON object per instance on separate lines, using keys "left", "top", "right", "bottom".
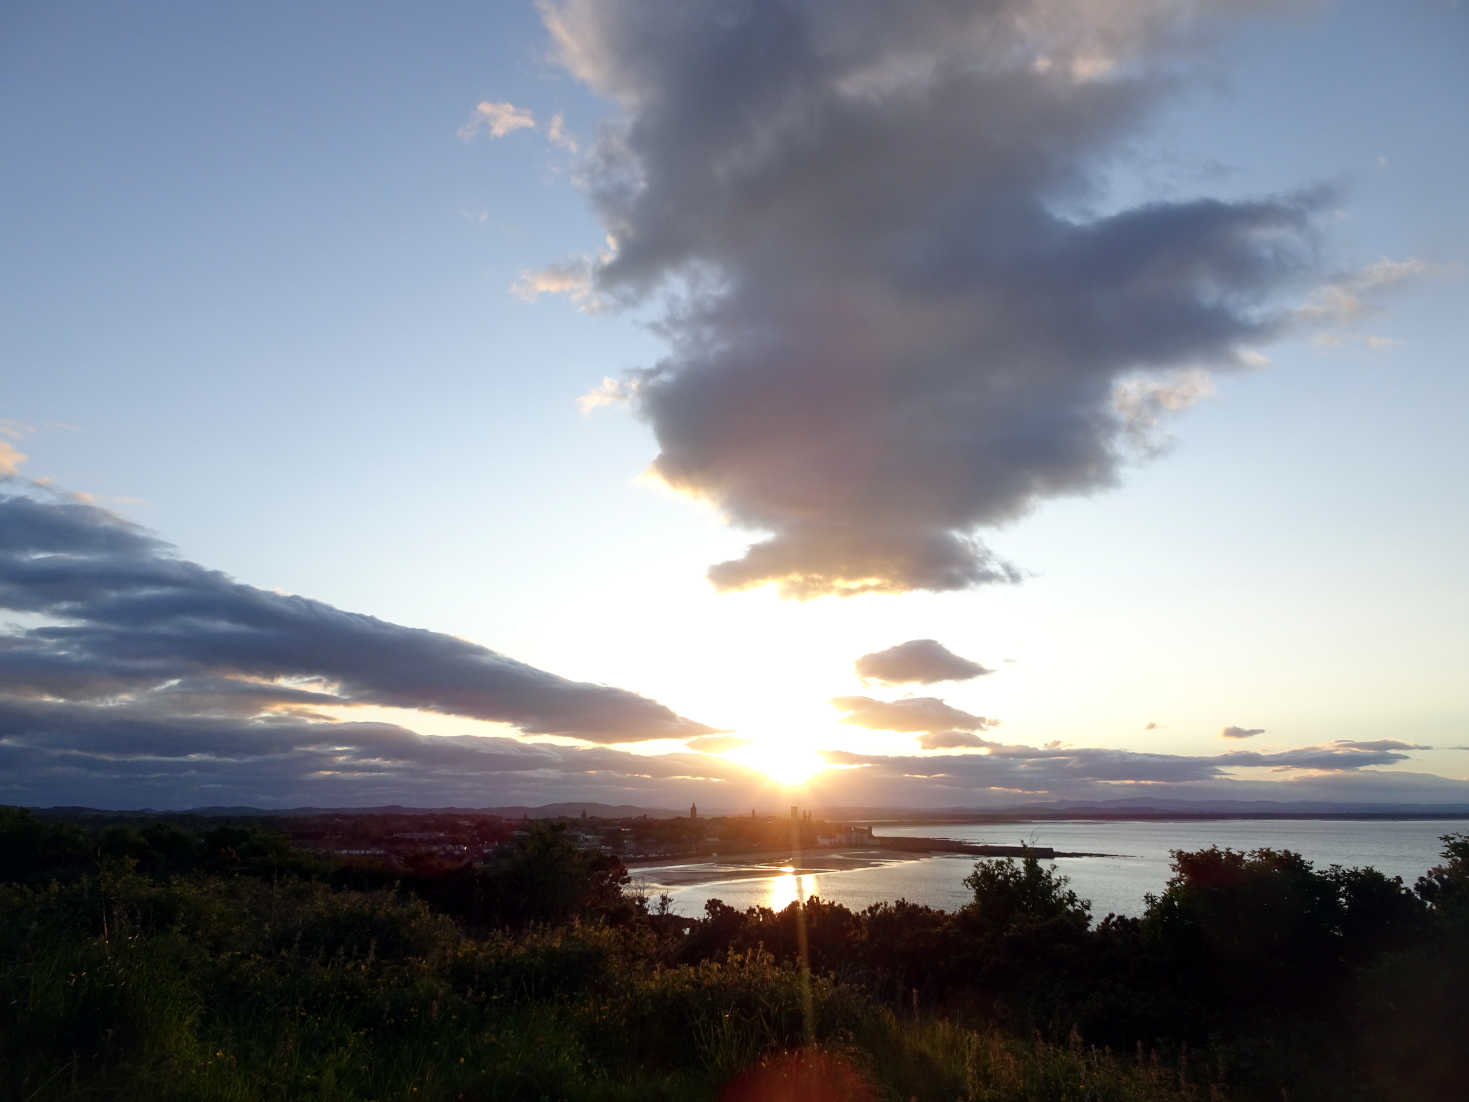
{"left": 873, "top": 836, "right": 1116, "bottom": 859}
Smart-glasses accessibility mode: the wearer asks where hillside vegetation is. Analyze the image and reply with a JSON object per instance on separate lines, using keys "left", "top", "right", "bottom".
{"left": 2, "top": 808, "right": 1465, "bottom": 1101}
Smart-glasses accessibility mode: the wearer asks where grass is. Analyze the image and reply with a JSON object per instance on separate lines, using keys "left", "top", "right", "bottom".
{"left": 1, "top": 865, "right": 1228, "bottom": 1102}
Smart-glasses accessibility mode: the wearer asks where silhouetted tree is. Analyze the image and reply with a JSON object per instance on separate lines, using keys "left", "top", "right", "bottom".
{"left": 478, "top": 821, "right": 630, "bottom": 927}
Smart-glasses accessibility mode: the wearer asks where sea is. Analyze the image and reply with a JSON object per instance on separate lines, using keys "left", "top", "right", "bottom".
{"left": 630, "top": 818, "right": 1469, "bottom": 919}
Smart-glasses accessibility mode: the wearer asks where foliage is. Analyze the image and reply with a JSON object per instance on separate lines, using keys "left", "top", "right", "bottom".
{"left": 962, "top": 850, "right": 1091, "bottom": 931}
{"left": 1, "top": 809, "right": 1465, "bottom": 1101}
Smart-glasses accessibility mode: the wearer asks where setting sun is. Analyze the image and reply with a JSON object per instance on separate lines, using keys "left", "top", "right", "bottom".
{"left": 729, "top": 742, "right": 828, "bottom": 788}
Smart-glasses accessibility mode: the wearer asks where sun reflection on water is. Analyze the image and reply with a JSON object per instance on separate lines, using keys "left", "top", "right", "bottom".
{"left": 769, "top": 868, "right": 818, "bottom": 911}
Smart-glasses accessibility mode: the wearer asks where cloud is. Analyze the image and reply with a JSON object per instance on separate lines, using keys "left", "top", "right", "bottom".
{"left": 578, "top": 375, "right": 637, "bottom": 413}
{"left": 1143, "top": 722, "right": 1162, "bottom": 730}
{"left": 1218, "top": 742, "right": 1422, "bottom": 771}
{"left": 1222, "top": 725, "right": 1266, "bottom": 739}
{"left": 831, "top": 695, "right": 997, "bottom": 734}
{"left": 804, "top": 735, "right": 1448, "bottom": 808}
{"left": 1329, "top": 739, "right": 1431, "bottom": 752}
{"left": 1297, "top": 257, "right": 1430, "bottom": 324}
{"left": 457, "top": 100, "right": 535, "bottom": 141}
{"left": 547, "top": 112, "right": 579, "bottom": 152}
{"left": 855, "top": 639, "right": 990, "bottom": 685}
{"left": 0, "top": 494, "right": 715, "bottom": 748}
{"left": 916, "top": 731, "right": 994, "bottom": 751}
{"left": 0, "top": 440, "right": 24, "bottom": 477}
{"left": 684, "top": 734, "right": 751, "bottom": 754}
{"left": 512, "top": 260, "right": 593, "bottom": 301}
{"left": 533, "top": 0, "right": 1332, "bottom": 597}
{"left": 804, "top": 761, "right": 1468, "bottom": 812}
{"left": 1112, "top": 368, "right": 1216, "bottom": 453}
{"left": 512, "top": 250, "right": 614, "bottom": 313}
{"left": 0, "top": 695, "right": 767, "bottom": 810}
{"left": 0, "top": 419, "right": 29, "bottom": 477}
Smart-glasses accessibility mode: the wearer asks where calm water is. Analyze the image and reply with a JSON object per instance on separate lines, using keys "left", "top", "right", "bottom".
{"left": 634, "top": 818, "right": 1469, "bottom": 919}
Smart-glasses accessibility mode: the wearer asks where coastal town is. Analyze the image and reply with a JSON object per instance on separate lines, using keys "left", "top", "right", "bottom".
{"left": 160, "top": 804, "right": 1078, "bottom": 875}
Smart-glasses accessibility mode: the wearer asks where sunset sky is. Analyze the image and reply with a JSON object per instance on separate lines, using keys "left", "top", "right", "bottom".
{"left": 3, "top": 1, "right": 1466, "bottom": 810}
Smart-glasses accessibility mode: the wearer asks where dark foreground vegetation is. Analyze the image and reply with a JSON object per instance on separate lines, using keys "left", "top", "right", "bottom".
{"left": 2, "top": 808, "right": 1465, "bottom": 1101}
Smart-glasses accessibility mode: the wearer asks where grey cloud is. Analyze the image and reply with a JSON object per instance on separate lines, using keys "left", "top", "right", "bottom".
{"left": 802, "top": 755, "right": 1467, "bottom": 812}
{"left": 0, "top": 494, "right": 715, "bottom": 745}
{"left": 856, "top": 639, "right": 990, "bottom": 685}
{"left": 916, "top": 731, "right": 994, "bottom": 751}
{"left": 0, "top": 701, "right": 769, "bottom": 810}
{"left": 823, "top": 746, "right": 1222, "bottom": 788}
{"left": 1218, "top": 744, "right": 1417, "bottom": 771}
{"left": 1329, "top": 739, "right": 1431, "bottom": 752}
{"left": 543, "top": 0, "right": 1329, "bottom": 596}
{"left": 813, "top": 732, "right": 1436, "bottom": 806}
{"left": 831, "top": 695, "right": 998, "bottom": 733}
{"left": 1222, "top": 726, "right": 1266, "bottom": 739}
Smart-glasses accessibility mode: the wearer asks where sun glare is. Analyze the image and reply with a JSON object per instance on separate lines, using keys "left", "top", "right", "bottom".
{"left": 730, "top": 742, "right": 828, "bottom": 787}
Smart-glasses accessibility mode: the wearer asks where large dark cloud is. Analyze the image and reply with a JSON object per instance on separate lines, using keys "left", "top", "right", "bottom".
{"left": 856, "top": 639, "right": 990, "bottom": 685}
{"left": 0, "top": 494, "right": 715, "bottom": 745}
{"left": 540, "top": 0, "right": 1327, "bottom": 596}
{"left": 831, "top": 695, "right": 997, "bottom": 733}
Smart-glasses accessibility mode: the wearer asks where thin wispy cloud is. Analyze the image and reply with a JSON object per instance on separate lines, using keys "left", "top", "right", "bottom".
{"left": 684, "top": 734, "right": 751, "bottom": 754}
{"left": 1297, "top": 257, "right": 1431, "bottom": 324}
{"left": 534, "top": 0, "right": 1334, "bottom": 597}
{"left": 1112, "top": 368, "right": 1217, "bottom": 454}
{"left": 512, "top": 257, "right": 606, "bottom": 313}
{"left": 457, "top": 100, "right": 535, "bottom": 141}
{"left": 546, "top": 111, "right": 578, "bottom": 152}
{"left": 0, "top": 440, "right": 24, "bottom": 477}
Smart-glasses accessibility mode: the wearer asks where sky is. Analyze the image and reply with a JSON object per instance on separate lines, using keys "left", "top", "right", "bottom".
{"left": 2, "top": 0, "right": 1467, "bottom": 811}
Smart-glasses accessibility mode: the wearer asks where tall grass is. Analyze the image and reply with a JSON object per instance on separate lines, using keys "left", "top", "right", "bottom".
{"left": 2, "top": 864, "right": 1221, "bottom": 1102}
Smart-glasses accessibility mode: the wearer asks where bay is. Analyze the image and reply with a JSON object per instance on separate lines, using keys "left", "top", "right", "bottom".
{"left": 632, "top": 818, "right": 1469, "bottom": 919}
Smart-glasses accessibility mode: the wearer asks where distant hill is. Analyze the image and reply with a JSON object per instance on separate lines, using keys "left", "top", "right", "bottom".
{"left": 28, "top": 802, "right": 690, "bottom": 820}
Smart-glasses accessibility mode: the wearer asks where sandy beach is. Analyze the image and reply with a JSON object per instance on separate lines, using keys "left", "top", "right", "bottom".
{"left": 627, "top": 847, "right": 923, "bottom": 888}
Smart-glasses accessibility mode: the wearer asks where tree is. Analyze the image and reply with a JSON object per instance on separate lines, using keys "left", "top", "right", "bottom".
{"left": 962, "top": 851, "right": 1090, "bottom": 931}
{"left": 479, "top": 821, "right": 630, "bottom": 927}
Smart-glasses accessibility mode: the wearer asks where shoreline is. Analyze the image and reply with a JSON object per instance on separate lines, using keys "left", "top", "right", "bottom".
{"left": 626, "top": 838, "right": 1117, "bottom": 868}
{"left": 626, "top": 844, "right": 912, "bottom": 873}
{"left": 625, "top": 839, "right": 1120, "bottom": 889}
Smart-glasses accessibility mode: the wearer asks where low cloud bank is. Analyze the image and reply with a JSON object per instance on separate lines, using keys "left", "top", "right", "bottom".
{"left": 0, "top": 493, "right": 736, "bottom": 807}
